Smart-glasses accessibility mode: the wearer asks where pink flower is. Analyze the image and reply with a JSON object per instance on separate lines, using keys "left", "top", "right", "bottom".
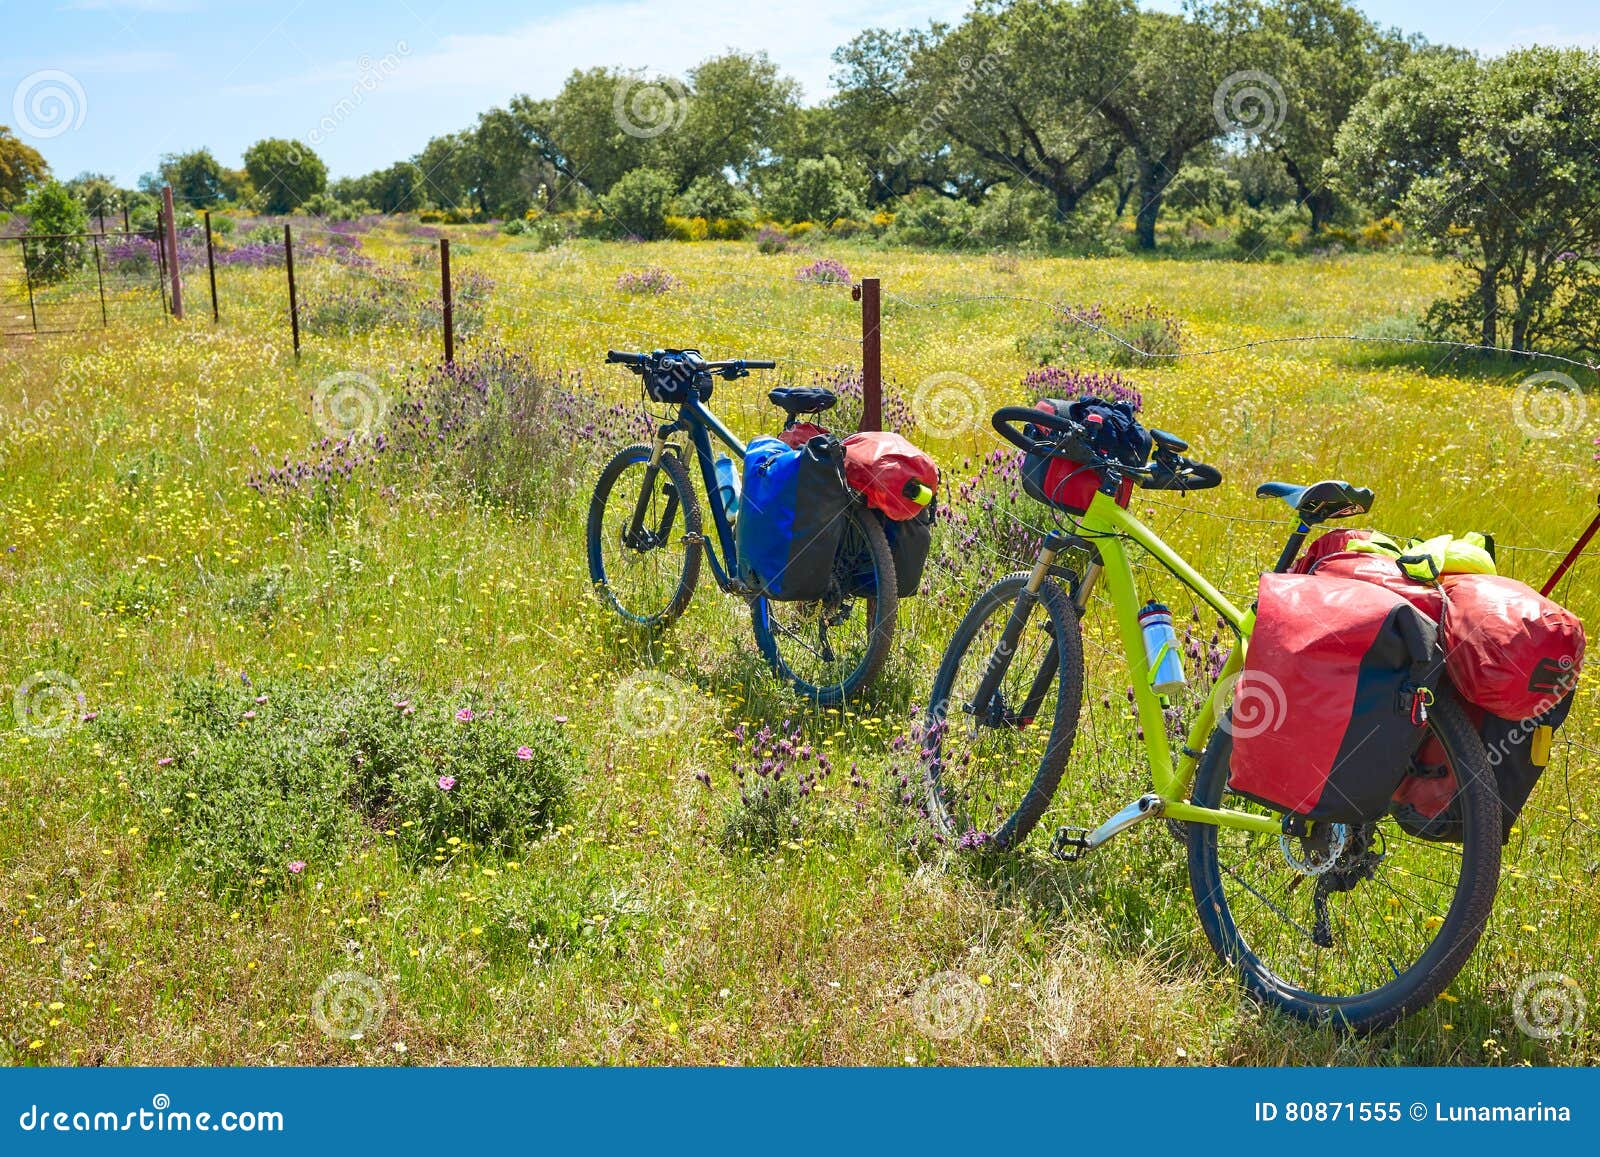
{"left": 455, "top": 708, "right": 474, "bottom": 722}
{"left": 438, "top": 776, "right": 456, "bottom": 791}
{"left": 516, "top": 746, "right": 534, "bottom": 760}
{"left": 255, "top": 694, "right": 269, "bottom": 704}
{"left": 288, "top": 860, "right": 306, "bottom": 874}
{"left": 157, "top": 757, "right": 174, "bottom": 766}
{"left": 393, "top": 699, "right": 413, "bottom": 715}
{"left": 554, "top": 715, "right": 569, "bottom": 724}
{"left": 242, "top": 710, "right": 257, "bottom": 720}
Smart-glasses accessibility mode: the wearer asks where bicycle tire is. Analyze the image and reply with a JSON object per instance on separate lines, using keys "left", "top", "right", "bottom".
{"left": 923, "top": 572, "right": 1085, "bottom": 851}
{"left": 751, "top": 504, "right": 896, "bottom": 707}
{"left": 1186, "top": 685, "right": 1501, "bottom": 1032}
{"left": 586, "top": 444, "right": 702, "bottom": 630}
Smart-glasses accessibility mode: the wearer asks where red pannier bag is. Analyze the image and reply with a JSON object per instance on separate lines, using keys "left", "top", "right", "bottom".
{"left": 1439, "top": 574, "right": 1584, "bottom": 720}
{"left": 1228, "top": 574, "right": 1442, "bottom": 824}
{"left": 840, "top": 431, "right": 938, "bottom": 521}
{"left": 778, "top": 422, "right": 830, "bottom": 450}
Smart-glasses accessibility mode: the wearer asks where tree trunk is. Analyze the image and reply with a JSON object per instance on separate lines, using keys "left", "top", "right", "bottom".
{"left": 1307, "top": 188, "right": 1337, "bottom": 234}
{"left": 1134, "top": 155, "right": 1163, "bottom": 251}
{"left": 1479, "top": 266, "right": 1499, "bottom": 349}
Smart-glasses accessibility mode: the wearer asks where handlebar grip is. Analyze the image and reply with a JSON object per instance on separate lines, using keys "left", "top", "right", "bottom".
{"left": 606, "top": 350, "right": 648, "bottom": 365}
{"left": 744, "top": 359, "right": 777, "bottom": 370}
{"left": 992, "top": 405, "right": 1084, "bottom": 456}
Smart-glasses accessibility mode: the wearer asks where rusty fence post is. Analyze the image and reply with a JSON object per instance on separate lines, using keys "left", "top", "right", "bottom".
{"left": 20, "top": 237, "right": 38, "bottom": 332}
{"left": 285, "top": 224, "right": 300, "bottom": 359}
{"left": 161, "top": 184, "right": 183, "bottom": 319}
{"left": 93, "top": 233, "right": 107, "bottom": 327}
{"left": 440, "top": 237, "right": 454, "bottom": 366}
{"left": 204, "top": 210, "right": 219, "bottom": 322}
{"left": 853, "top": 276, "right": 882, "bottom": 432}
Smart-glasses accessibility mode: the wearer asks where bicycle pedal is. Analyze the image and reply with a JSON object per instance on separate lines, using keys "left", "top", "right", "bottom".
{"left": 1049, "top": 826, "right": 1092, "bottom": 863}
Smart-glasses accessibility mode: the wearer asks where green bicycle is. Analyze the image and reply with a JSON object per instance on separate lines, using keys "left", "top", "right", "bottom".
{"left": 922, "top": 403, "right": 1500, "bottom": 1031}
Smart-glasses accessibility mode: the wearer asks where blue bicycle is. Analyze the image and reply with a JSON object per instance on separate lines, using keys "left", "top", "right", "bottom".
{"left": 586, "top": 349, "right": 899, "bottom": 705}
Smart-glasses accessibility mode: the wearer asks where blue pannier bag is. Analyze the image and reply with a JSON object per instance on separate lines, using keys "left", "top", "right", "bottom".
{"left": 737, "top": 434, "right": 851, "bottom": 601}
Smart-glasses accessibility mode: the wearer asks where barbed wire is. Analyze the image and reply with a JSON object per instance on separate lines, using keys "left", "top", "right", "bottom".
{"left": 882, "top": 291, "right": 1600, "bottom": 375}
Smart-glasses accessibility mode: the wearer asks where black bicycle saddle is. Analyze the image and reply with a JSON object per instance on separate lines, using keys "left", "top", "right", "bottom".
{"left": 768, "top": 387, "right": 838, "bottom": 418}
{"left": 1256, "top": 479, "right": 1374, "bottom": 523}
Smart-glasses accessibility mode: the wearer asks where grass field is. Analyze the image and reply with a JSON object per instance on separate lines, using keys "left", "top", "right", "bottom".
{"left": 2, "top": 225, "right": 1596, "bottom": 1066}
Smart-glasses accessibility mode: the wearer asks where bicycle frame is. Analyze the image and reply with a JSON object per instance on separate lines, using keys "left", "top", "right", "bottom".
{"left": 1047, "top": 488, "right": 1283, "bottom": 838}
{"left": 636, "top": 394, "right": 746, "bottom": 592}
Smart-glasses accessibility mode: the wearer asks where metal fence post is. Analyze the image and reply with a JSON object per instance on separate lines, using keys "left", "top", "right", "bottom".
{"left": 20, "top": 237, "right": 38, "bottom": 333}
{"left": 161, "top": 184, "right": 184, "bottom": 319}
{"left": 440, "top": 237, "right": 454, "bottom": 366}
{"left": 204, "top": 210, "right": 219, "bottom": 322}
{"left": 285, "top": 224, "right": 300, "bottom": 359}
{"left": 93, "top": 233, "right": 107, "bottom": 327}
{"left": 854, "top": 276, "right": 882, "bottom": 432}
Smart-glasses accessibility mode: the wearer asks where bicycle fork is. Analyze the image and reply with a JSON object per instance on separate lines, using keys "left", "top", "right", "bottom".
{"left": 625, "top": 436, "right": 680, "bottom": 549}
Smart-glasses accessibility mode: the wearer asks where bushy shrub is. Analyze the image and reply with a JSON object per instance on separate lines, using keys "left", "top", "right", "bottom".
{"left": 675, "top": 174, "right": 752, "bottom": 221}
{"left": 763, "top": 155, "right": 862, "bottom": 225}
{"left": 754, "top": 224, "right": 790, "bottom": 254}
{"left": 22, "top": 182, "right": 88, "bottom": 284}
{"left": 885, "top": 192, "right": 976, "bottom": 248}
{"left": 600, "top": 167, "right": 676, "bottom": 240}
{"left": 615, "top": 266, "right": 682, "bottom": 294}
{"left": 125, "top": 669, "right": 578, "bottom": 899}
{"left": 298, "top": 192, "right": 372, "bottom": 220}
{"left": 719, "top": 721, "right": 838, "bottom": 853}
{"left": 1019, "top": 301, "right": 1184, "bottom": 367}
{"left": 328, "top": 677, "right": 575, "bottom": 863}
{"left": 795, "top": 257, "right": 852, "bottom": 286}
{"left": 972, "top": 184, "right": 1056, "bottom": 248}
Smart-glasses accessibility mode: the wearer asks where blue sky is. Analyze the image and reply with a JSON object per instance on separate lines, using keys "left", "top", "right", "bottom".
{"left": 5, "top": 0, "right": 1598, "bottom": 186}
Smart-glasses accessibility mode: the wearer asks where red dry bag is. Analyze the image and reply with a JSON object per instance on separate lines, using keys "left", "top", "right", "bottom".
{"left": 1439, "top": 574, "right": 1584, "bottom": 721}
{"left": 840, "top": 431, "right": 938, "bottom": 521}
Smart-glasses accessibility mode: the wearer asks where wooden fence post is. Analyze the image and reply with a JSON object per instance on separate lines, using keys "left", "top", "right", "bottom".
{"left": 161, "top": 184, "right": 184, "bottom": 320}
{"left": 204, "top": 210, "right": 219, "bottom": 322}
{"left": 854, "top": 276, "right": 882, "bottom": 432}
{"left": 440, "top": 237, "right": 454, "bottom": 366}
{"left": 285, "top": 224, "right": 300, "bottom": 359}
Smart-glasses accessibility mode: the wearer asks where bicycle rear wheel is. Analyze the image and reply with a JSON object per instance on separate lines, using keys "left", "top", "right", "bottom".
{"left": 1186, "top": 685, "right": 1501, "bottom": 1032}
{"left": 751, "top": 505, "right": 896, "bottom": 706}
{"left": 922, "top": 572, "right": 1084, "bottom": 851}
{"left": 586, "top": 444, "right": 701, "bottom": 629}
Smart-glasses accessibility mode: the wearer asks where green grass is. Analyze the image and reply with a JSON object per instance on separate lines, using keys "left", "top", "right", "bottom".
{"left": 1, "top": 227, "right": 1596, "bottom": 1066}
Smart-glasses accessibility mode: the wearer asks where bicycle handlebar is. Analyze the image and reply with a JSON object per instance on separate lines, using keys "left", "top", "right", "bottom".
{"left": 606, "top": 349, "right": 776, "bottom": 378}
{"left": 990, "top": 405, "right": 1222, "bottom": 493}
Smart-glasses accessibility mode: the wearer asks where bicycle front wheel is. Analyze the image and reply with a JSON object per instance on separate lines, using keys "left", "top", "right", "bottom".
{"left": 751, "top": 505, "right": 896, "bottom": 706}
{"left": 1186, "top": 685, "right": 1501, "bottom": 1032}
{"left": 586, "top": 444, "right": 701, "bottom": 629}
{"left": 922, "top": 572, "right": 1084, "bottom": 851}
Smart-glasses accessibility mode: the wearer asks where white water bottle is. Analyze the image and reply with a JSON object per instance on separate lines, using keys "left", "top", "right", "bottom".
{"left": 715, "top": 455, "right": 741, "bottom": 518}
{"left": 1138, "top": 600, "right": 1187, "bottom": 695}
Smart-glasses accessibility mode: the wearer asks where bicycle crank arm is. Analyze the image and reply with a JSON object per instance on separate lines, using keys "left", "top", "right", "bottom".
{"left": 1049, "top": 794, "right": 1164, "bottom": 862}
